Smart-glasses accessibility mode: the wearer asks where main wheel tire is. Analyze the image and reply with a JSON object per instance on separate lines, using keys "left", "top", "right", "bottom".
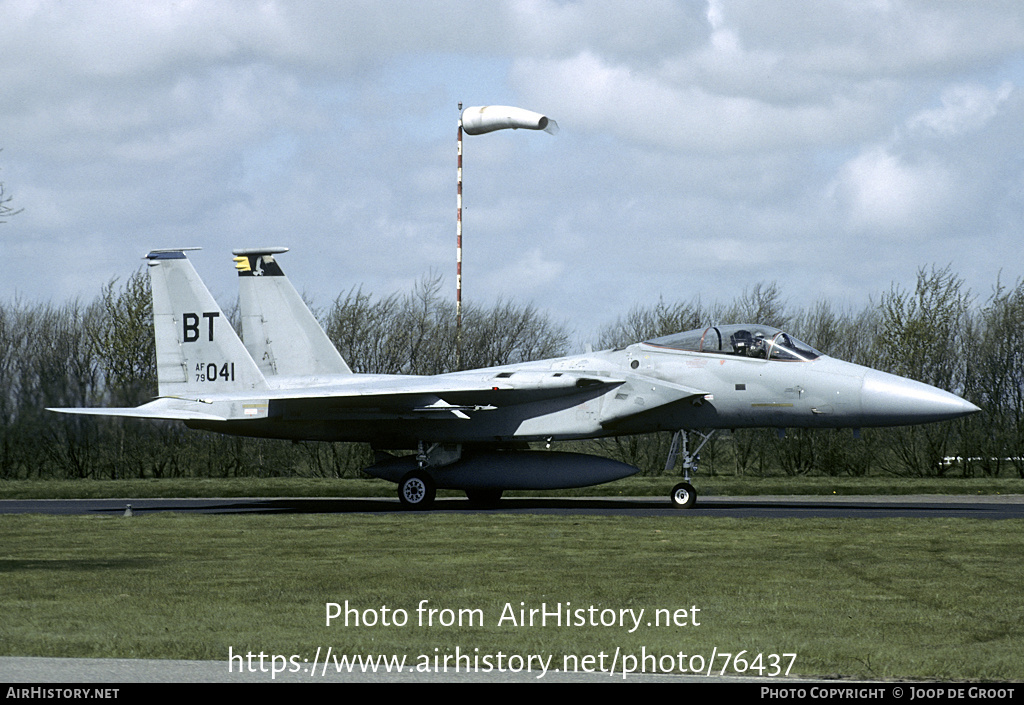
{"left": 398, "top": 471, "right": 436, "bottom": 509}
{"left": 670, "top": 482, "right": 697, "bottom": 509}
{"left": 465, "top": 488, "right": 503, "bottom": 507}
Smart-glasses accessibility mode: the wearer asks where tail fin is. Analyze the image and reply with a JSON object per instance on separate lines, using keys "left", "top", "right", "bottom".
{"left": 232, "top": 247, "right": 352, "bottom": 377}
{"left": 148, "top": 249, "right": 269, "bottom": 397}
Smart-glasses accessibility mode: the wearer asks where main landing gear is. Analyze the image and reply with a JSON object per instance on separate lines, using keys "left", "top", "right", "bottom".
{"left": 398, "top": 441, "right": 459, "bottom": 509}
{"left": 397, "top": 469, "right": 503, "bottom": 509}
{"left": 397, "top": 443, "right": 505, "bottom": 509}
{"left": 398, "top": 470, "right": 436, "bottom": 509}
{"left": 666, "top": 430, "right": 714, "bottom": 509}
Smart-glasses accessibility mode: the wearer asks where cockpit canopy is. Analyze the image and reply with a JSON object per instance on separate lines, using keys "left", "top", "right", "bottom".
{"left": 644, "top": 324, "right": 822, "bottom": 362}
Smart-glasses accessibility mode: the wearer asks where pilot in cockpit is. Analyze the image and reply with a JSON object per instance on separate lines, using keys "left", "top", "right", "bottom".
{"left": 751, "top": 332, "right": 767, "bottom": 358}
{"left": 730, "top": 329, "right": 768, "bottom": 358}
{"left": 730, "top": 329, "right": 752, "bottom": 355}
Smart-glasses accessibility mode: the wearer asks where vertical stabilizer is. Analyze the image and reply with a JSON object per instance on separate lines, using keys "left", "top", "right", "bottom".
{"left": 233, "top": 248, "right": 353, "bottom": 377}
{"left": 147, "top": 249, "right": 268, "bottom": 398}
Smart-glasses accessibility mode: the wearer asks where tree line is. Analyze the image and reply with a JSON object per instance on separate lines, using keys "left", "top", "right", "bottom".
{"left": 1, "top": 265, "right": 1021, "bottom": 481}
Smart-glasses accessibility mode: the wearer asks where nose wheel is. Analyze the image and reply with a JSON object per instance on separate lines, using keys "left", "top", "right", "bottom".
{"left": 670, "top": 482, "right": 697, "bottom": 509}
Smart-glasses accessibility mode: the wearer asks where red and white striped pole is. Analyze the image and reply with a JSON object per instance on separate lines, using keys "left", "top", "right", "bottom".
{"left": 456, "top": 102, "right": 464, "bottom": 370}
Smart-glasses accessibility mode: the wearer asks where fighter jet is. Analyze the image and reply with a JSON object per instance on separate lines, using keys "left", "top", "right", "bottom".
{"left": 50, "top": 248, "right": 980, "bottom": 509}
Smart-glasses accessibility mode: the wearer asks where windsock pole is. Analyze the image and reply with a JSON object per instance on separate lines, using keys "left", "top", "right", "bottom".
{"left": 456, "top": 102, "right": 464, "bottom": 370}
{"left": 455, "top": 104, "right": 556, "bottom": 370}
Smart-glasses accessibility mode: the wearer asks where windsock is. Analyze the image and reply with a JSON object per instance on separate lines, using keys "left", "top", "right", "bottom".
{"left": 460, "top": 105, "right": 559, "bottom": 135}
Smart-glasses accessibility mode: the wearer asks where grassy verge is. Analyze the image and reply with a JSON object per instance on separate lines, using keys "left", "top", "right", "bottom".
{"left": 1, "top": 475, "right": 1021, "bottom": 500}
{"left": 1, "top": 512, "right": 1021, "bottom": 681}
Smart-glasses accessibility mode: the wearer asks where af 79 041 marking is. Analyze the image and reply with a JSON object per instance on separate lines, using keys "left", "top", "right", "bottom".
{"left": 195, "top": 362, "right": 235, "bottom": 383}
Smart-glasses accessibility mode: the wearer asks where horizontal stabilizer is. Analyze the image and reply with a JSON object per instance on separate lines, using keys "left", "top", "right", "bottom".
{"left": 48, "top": 396, "right": 269, "bottom": 422}
{"left": 48, "top": 399, "right": 224, "bottom": 422}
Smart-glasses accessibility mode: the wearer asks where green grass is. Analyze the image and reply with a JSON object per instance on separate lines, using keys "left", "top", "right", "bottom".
{"left": 1, "top": 512, "right": 1021, "bottom": 681}
{"left": 1, "top": 475, "right": 1021, "bottom": 500}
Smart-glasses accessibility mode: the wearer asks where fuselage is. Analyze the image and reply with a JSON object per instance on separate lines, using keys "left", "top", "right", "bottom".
{"left": 188, "top": 324, "right": 979, "bottom": 449}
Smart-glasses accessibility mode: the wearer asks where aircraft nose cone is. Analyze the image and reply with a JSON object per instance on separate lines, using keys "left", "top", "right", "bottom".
{"left": 860, "top": 370, "right": 980, "bottom": 425}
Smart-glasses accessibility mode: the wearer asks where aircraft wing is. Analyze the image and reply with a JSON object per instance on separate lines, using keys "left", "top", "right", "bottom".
{"left": 267, "top": 369, "right": 628, "bottom": 421}
{"left": 49, "top": 370, "right": 627, "bottom": 422}
{"left": 274, "top": 369, "right": 624, "bottom": 399}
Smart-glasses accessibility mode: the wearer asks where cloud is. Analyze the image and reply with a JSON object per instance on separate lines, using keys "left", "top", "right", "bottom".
{"left": 507, "top": 0, "right": 708, "bottom": 63}
{"left": 1, "top": 0, "right": 1023, "bottom": 341}
{"left": 907, "top": 82, "right": 1014, "bottom": 137}
{"left": 515, "top": 51, "right": 887, "bottom": 154}
{"left": 829, "top": 146, "right": 955, "bottom": 235}
{"left": 486, "top": 248, "right": 566, "bottom": 298}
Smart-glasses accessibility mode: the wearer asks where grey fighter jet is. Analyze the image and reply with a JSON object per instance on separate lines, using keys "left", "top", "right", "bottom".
{"left": 51, "top": 248, "right": 980, "bottom": 509}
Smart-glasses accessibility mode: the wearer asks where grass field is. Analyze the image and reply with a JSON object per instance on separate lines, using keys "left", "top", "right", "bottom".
{"left": 1, "top": 510, "right": 1022, "bottom": 681}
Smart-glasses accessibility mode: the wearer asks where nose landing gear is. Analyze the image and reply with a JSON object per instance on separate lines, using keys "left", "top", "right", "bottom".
{"left": 665, "top": 430, "right": 714, "bottom": 509}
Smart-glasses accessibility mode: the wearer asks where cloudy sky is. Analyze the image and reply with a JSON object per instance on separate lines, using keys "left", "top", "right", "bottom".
{"left": 2, "top": 0, "right": 1023, "bottom": 343}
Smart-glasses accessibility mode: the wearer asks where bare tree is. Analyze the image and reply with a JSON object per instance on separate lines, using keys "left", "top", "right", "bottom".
{"left": 91, "top": 269, "right": 155, "bottom": 406}
{"left": 325, "top": 273, "right": 569, "bottom": 375}
{"left": 872, "top": 266, "right": 974, "bottom": 475}
{"left": 0, "top": 151, "right": 22, "bottom": 223}
{"left": 968, "top": 278, "right": 1024, "bottom": 477}
{"left": 595, "top": 297, "right": 718, "bottom": 350}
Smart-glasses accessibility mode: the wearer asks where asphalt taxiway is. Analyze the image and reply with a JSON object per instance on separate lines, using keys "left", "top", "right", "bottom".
{"left": 1, "top": 494, "right": 1021, "bottom": 519}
